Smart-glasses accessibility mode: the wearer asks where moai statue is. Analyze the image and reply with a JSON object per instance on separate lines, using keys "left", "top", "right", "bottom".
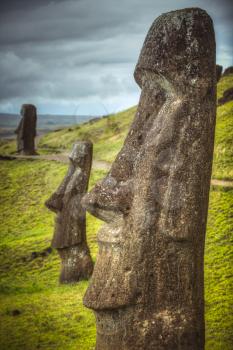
{"left": 82, "top": 8, "right": 216, "bottom": 350}
{"left": 15, "top": 104, "right": 37, "bottom": 155}
{"left": 45, "top": 141, "right": 94, "bottom": 283}
{"left": 216, "top": 64, "right": 223, "bottom": 82}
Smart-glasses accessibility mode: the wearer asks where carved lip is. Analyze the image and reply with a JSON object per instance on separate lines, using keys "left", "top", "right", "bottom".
{"left": 81, "top": 193, "right": 120, "bottom": 223}
{"left": 97, "top": 223, "right": 124, "bottom": 245}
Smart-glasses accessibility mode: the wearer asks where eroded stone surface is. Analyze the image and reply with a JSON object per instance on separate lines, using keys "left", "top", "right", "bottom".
{"left": 15, "top": 104, "right": 37, "bottom": 155}
{"left": 45, "top": 141, "right": 93, "bottom": 283}
{"left": 82, "top": 7, "right": 216, "bottom": 350}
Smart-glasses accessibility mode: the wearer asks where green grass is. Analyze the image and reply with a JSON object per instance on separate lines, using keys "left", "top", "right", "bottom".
{"left": 212, "top": 73, "right": 233, "bottom": 180}
{"left": 0, "top": 160, "right": 106, "bottom": 350}
{"left": 217, "top": 74, "right": 233, "bottom": 100}
{"left": 0, "top": 138, "right": 17, "bottom": 155}
{"left": 212, "top": 100, "right": 233, "bottom": 179}
{"left": 205, "top": 187, "right": 233, "bottom": 349}
{"left": 38, "top": 107, "right": 136, "bottom": 163}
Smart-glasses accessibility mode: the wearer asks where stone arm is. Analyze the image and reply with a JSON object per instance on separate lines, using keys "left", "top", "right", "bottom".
{"left": 14, "top": 117, "right": 24, "bottom": 136}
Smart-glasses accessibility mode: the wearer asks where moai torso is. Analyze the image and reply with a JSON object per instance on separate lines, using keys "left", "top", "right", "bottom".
{"left": 15, "top": 104, "right": 37, "bottom": 155}
{"left": 82, "top": 8, "right": 216, "bottom": 350}
{"left": 45, "top": 141, "right": 94, "bottom": 283}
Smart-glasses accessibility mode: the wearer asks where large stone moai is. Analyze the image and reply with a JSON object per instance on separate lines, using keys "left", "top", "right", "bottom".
{"left": 15, "top": 104, "right": 37, "bottom": 155}
{"left": 45, "top": 141, "right": 94, "bottom": 283}
{"left": 82, "top": 8, "right": 216, "bottom": 350}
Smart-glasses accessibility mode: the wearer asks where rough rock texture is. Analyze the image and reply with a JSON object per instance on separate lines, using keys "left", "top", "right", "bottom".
{"left": 223, "top": 66, "right": 233, "bottom": 76}
{"left": 218, "top": 87, "right": 233, "bottom": 105}
{"left": 45, "top": 141, "right": 93, "bottom": 283}
{"left": 216, "top": 64, "right": 223, "bottom": 82}
{"left": 82, "top": 7, "right": 216, "bottom": 350}
{"left": 15, "top": 104, "right": 37, "bottom": 155}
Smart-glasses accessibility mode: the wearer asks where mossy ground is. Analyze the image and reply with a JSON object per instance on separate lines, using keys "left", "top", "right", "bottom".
{"left": 205, "top": 187, "right": 233, "bottom": 350}
{"left": 0, "top": 75, "right": 233, "bottom": 349}
{"left": 0, "top": 160, "right": 105, "bottom": 350}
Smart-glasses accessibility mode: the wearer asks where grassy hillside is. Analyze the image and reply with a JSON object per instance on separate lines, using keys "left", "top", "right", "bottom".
{"left": 0, "top": 160, "right": 105, "bottom": 350}
{"left": 0, "top": 73, "right": 233, "bottom": 350}
{"left": 0, "top": 160, "right": 232, "bottom": 350}
{"left": 1, "top": 76, "right": 232, "bottom": 178}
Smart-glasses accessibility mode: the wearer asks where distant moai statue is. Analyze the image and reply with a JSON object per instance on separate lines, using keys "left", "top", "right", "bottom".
{"left": 216, "top": 64, "right": 223, "bottom": 82}
{"left": 45, "top": 141, "right": 94, "bottom": 283}
{"left": 82, "top": 8, "right": 216, "bottom": 350}
{"left": 15, "top": 104, "right": 37, "bottom": 155}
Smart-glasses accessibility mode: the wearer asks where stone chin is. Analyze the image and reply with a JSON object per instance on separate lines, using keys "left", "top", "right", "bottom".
{"left": 83, "top": 219, "right": 139, "bottom": 311}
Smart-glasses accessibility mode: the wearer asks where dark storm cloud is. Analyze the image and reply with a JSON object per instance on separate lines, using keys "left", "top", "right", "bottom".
{"left": 0, "top": 0, "right": 146, "bottom": 45}
{"left": 0, "top": 0, "right": 233, "bottom": 114}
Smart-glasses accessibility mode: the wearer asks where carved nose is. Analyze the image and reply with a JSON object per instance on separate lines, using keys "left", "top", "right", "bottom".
{"left": 45, "top": 193, "right": 63, "bottom": 213}
{"left": 81, "top": 189, "right": 118, "bottom": 223}
{"left": 81, "top": 176, "right": 133, "bottom": 223}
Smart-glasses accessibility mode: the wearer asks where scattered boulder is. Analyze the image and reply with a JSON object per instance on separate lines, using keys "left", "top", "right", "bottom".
{"left": 223, "top": 66, "right": 233, "bottom": 76}
{"left": 11, "top": 309, "right": 21, "bottom": 316}
{"left": 0, "top": 155, "right": 16, "bottom": 161}
{"left": 31, "top": 251, "right": 39, "bottom": 260}
{"left": 218, "top": 87, "right": 233, "bottom": 105}
{"left": 30, "top": 247, "right": 53, "bottom": 260}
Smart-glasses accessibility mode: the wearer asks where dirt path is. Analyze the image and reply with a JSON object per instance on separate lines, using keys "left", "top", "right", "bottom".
{"left": 1, "top": 154, "right": 232, "bottom": 187}
{"left": 211, "top": 179, "right": 233, "bottom": 187}
{"left": 0, "top": 153, "right": 111, "bottom": 171}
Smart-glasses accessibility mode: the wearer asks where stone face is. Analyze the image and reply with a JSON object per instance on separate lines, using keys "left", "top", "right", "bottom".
{"left": 216, "top": 64, "right": 223, "bottom": 82}
{"left": 15, "top": 104, "right": 37, "bottom": 155}
{"left": 45, "top": 141, "right": 93, "bottom": 283}
{"left": 218, "top": 87, "right": 233, "bottom": 105}
{"left": 82, "top": 8, "right": 216, "bottom": 350}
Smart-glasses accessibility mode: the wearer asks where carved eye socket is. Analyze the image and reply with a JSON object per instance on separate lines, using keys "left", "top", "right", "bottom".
{"left": 137, "top": 133, "right": 143, "bottom": 145}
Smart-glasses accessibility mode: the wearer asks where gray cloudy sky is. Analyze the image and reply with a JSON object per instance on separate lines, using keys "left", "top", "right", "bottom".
{"left": 0, "top": 0, "right": 233, "bottom": 116}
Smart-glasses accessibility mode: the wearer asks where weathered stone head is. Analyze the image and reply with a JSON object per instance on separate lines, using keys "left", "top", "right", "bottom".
{"left": 45, "top": 141, "right": 93, "bottom": 283}
{"left": 15, "top": 104, "right": 37, "bottom": 155}
{"left": 82, "top": 8, "right": 216, "bottom": 350}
